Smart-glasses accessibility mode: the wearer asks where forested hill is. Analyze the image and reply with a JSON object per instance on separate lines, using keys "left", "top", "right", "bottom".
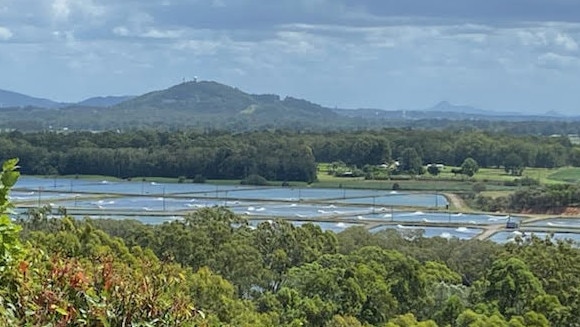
{"left": 0, "top": 81, "right": 349, "bottom": 131}
{"left": 114, "top": 80, "right": 337, "bottom": 121}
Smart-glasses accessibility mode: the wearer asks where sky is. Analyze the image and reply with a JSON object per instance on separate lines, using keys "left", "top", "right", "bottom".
{"left": 1, "top": 0, "right": 580, "bottom": 114}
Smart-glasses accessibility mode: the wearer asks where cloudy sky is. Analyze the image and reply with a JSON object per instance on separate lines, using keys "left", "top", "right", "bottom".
{"left": 1, "top": 0, "right": 580, "bottom": 114}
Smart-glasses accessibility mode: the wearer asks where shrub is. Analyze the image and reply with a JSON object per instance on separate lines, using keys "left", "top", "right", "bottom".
{"left": 241, "top": 174, "right": 269, "bottom": 186}
{"left": 472, "top": 182, "right": 487, "bottom": 193}
{"left": 193, "top": 174, "right": 206, "bottom": 183}
{"left": 392, "top": 182, "right": 401, "bottom": 190}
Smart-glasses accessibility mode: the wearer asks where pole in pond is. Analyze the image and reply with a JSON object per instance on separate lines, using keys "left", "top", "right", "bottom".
{"left": 391, "top": 205, "right": 394, "bottom": 221}
{"left": 224, "top": 190, "right": 228, "bottom": 206}
{"left": 372, "top": 196, "right": 376, "bottom": 214}
{"left": 435, "top": 190, "right": 438, "bottom": 208}
{"left": 162, "top": 186, "right": 166, "bottom": 211}
{"left": 37, "top": 187, "right": 42, "bottom": 207}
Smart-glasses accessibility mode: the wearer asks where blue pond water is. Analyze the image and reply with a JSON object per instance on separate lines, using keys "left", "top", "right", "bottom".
{"left": 345, "top": 211, "right": 520, "bottom": 225}
{"left": 490, "top": 231, "right": 580, "bottom": 244}
{"left": 527, "top": 218, "right": 580, "bottom": 228}
{"left": 10, "top": 176, "right": 579, "bottom": 242}
{"left": 337, "top": 193, "right": 448, "bottom": 207}
{"left": 248, "top": 220, "right": 361, "bottom": 233}
{"left": 370, "top": 225, "right": 483, "bottom": 240}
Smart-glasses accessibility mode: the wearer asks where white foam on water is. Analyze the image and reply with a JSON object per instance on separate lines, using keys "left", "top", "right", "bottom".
{"left": 456, "top": 227, "right": 470, "bottom": 233}
{"left": 383, "top": 213, "right": 392, "bottom": 218}
{"left": 290, "top": 203, "right": 297, "bottom": 207}
{"left": 248, "top": 206, "right": 256, "bottom": 211}
{"left": 390, "top": 191, "right": 398, "bottom": 194}
{"left": 336, "top": 222, "right": 346, "bottom": 228}
{"left": 440, "top": 232, "right": 453, "bottom": 239}
{"left": 256, "top": 207, "right": 266, "bottom": 212}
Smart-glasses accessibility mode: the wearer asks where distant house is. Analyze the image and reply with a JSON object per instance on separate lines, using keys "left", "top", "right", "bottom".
{"left": 427, "top": 163, "right": 445, "bottom": 169}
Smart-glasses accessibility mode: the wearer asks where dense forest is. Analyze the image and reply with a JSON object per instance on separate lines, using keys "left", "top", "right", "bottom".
{"left": 1, "top": 159, "right": 579, "bottom": 326}
{"left": 0, "top": 129, "right": 579, "bottom": 183}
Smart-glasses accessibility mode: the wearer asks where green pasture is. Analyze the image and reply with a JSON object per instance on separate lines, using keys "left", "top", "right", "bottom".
{"left": 546, "top": 167, "right": 580, "bottom": 183}
{"left": 315, "top": 164, "right": 580, "bottom": 192}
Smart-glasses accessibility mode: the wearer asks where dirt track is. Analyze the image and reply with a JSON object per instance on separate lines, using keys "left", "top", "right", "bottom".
{"left": 444, "top": 193, "right": 468, "bottom": 211}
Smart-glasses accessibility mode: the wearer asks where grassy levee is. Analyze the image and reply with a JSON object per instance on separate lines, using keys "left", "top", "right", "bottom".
{"left": 40, "top": 166, "right": 580, "bottom": 192}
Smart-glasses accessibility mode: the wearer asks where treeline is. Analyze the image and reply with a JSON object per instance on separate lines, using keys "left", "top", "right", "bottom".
{"left": 474, "top": 184, "right": 580, "bottom": 214}
{"left": 11, "top": 205, "right": 580, "bottom": 326}
{"left": 0, "top": 129, "right": 579, "bottom": 181}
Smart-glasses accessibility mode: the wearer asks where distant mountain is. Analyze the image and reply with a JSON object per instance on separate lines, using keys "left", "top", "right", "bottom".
{"left": 0, "top": 89, "right": 62, "bottom": 108}
{"left": 77, "top": 95, "right": 134, "bottom": 108}
{"left": 2, "top": 81, "right": 580, "bottom": 132}
{"left": 427, "top": 101, "right": 489, "bottom": 115}
{"left": 114, "top": 80, "right": 337, "bottom": 122}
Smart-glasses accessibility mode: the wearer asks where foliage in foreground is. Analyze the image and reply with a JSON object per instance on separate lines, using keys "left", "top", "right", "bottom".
{"left": 2, "top": 159, "right": 580, "bottom": 326}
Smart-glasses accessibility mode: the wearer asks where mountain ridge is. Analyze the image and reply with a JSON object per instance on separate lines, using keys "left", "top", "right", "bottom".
{"left": 0, "top": 89, "right": 62, "bottom": 108}
{"left": 1, "top": 81, "right": 579, "bottom": 132}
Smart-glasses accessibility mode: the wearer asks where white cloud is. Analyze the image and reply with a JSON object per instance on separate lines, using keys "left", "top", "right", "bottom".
{"left": 112, "top": 26, "right": 130, "bottom": 37}
{"left": 51, "top": 0, "right": 105, "bottom": 21}
{"left": 537, "top": 52, "right": 580, "bottom": 69}
{"left": 555, "top": 33, "right": 578, "bottom": 51}
{"left": 52, "top": 0, "right": 71, "bottom": 20}
{"left": 0, "top": 26, "right": 13, "bottom": 40}
{"left": 141, "top": 28, "right": 183, "bottom": 39}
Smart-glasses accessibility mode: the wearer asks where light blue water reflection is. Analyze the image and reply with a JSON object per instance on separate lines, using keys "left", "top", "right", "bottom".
{"left": 337, "top": 193, "right": 448, "bottom": 207}
{"left": 345, "top": 211, "right": 520, "bottom": 225}
{"left": 490, "top": 231, "right": 580, "bottom": 244}
{"left": 370, "top": 225, "right": 483, "bottom": 240}
{"left": 527, "top": 218, "right": 580, "bottom": 228}
{"left": 15, "top": 177, "right": 244, "bottom": 195}
{"left": 249, "top": 220, "right": 361, "bottom": 233}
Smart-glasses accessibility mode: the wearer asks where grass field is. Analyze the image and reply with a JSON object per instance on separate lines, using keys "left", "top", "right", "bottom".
{"left": 314, "top": 164, "right": 580, "bottom": 192}
{"left": 546, "top": 167, "right": 580, "bottom": 183}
